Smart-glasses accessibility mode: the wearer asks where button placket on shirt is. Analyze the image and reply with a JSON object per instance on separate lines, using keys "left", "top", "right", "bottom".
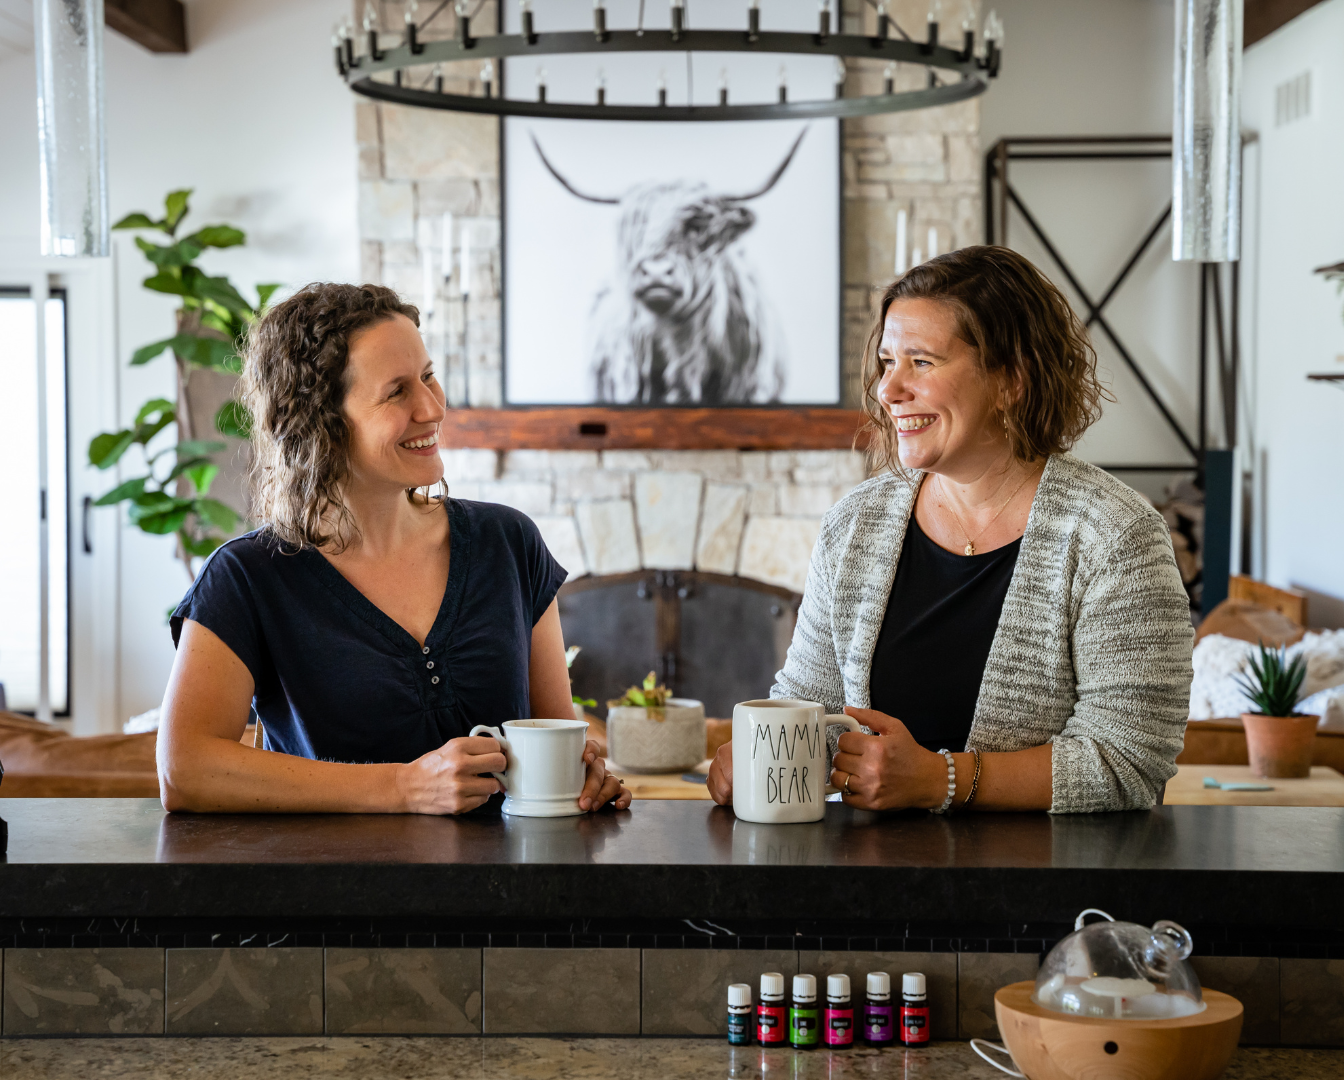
{"left": 422, "top": 644, "right": 441, "bottom": 687}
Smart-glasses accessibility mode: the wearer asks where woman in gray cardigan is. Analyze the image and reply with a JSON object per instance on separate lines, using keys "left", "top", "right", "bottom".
{"left": 708, "top": 247, "right": 1193, "bottom": 814}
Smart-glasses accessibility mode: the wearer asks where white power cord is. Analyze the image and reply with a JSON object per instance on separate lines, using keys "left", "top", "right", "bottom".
{"left": 969, "top": 1038, "right": 1026, "bottom": 1077}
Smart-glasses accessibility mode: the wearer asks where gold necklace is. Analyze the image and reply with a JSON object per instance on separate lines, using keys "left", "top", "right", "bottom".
{"left": 937, "top": 467, "right": 1039, "bottom": 556}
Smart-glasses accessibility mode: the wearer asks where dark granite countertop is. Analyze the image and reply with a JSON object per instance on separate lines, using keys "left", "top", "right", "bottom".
{"left": 0, "top": 799, "right": 1341, "bottom": 926}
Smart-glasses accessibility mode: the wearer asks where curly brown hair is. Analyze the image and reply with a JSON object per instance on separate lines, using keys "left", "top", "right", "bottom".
{"left": 240, "top": 283, "right": 421, "bottom": 550}
{"left": 860, "top": 245, "right": 1111, "bottom": 475}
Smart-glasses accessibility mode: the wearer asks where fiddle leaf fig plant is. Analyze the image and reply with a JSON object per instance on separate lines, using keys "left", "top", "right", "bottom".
{"left": 88, "top": 189, "right": 278, "bottom": 577}
{"left": 1234, "top": 642, "right": 1307, "bottom": 718}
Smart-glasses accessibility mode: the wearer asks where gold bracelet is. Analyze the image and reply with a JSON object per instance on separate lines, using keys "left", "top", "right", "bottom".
{"left": 962, "top": 749, "right": 982, "bottom": 809}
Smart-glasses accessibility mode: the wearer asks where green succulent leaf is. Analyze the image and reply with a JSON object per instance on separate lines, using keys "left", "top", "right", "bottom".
{"left": 215, "top": 400, "right": 252, "bottom": 439}
{"left": 93, "top": 475, "right": 151, "bottom": 505}
{"left": 1234, "top": 641, "right": 1308, "bottom": 717}
{"left": 184, "top": 225, "right": 245, "bottom": 249}
{"left": 572, "top": 696, "right": 597, "bottom": 709}
{"left": 194, "top": 497, "right": 239, "bottom": 532}
{"left": 88, "top": 429, "right": 136, "bottom": 469}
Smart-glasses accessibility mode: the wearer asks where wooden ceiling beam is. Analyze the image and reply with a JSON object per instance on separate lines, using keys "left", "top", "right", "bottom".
{"left": 104, "top": 0, "right": 186, "bottom": 54}
{"left": 1245, "top": 0, "right": 1326, "bottom": 47}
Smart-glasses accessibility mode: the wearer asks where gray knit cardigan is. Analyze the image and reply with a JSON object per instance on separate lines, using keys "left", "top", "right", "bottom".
{"left": 771, "top": 453, "right": 1194, "bottom": 813}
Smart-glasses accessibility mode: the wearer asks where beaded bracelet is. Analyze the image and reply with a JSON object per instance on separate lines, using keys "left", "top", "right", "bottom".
{"left": 932, "top": 749, "right": 956, "bottom": 814}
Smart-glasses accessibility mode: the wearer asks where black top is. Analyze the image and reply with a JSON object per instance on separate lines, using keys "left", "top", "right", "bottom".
{"left": 868, "top": 516, "right": 1021, "bottom": 752}
{"left": 171, "top": 499, "right": 567, "bottom": 764}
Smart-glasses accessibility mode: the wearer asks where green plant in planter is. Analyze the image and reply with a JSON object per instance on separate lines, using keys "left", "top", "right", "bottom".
{"left": 565, "top": 646, "right": 597, "bottom": 710}
{"left": 87, "top": 189, "right": 279, "bottom": 578}
{"left": 1234, "top": 642, "right": 1307, "bottom": 717}
{"left": 611, "top": 671, "right": 671, "bottom": 712}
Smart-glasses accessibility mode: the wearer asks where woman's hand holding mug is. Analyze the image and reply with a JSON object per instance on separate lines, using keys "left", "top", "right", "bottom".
{"left": 396, "top": 734, "right": 507, "bottom": 815}
{"left": 829, "top": 707, "right": 952, "bottom": 811}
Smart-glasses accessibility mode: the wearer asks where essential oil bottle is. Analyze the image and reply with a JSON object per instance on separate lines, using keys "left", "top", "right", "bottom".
{"left": 900, "top": 972, "right": 930, "bottom": 1046}
{"left": 789, "top": 974, "right": 820, "bottom": 1049}
{"left": 823, "top": 973, "right": 854, "bottom": 1047}
{"left": 727, "top": 983, "right": 753, "bottom": 1045}
{"left": 757, "top": 972, "right": 787, "bottom": 1045}
{"left": 863, "top": 971, "right": 894, "bottom": 1045}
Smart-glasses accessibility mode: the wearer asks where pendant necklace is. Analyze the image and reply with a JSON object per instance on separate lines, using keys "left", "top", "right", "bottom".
{"left": 937, "top": 467, "right": 1039, "bottom": 556}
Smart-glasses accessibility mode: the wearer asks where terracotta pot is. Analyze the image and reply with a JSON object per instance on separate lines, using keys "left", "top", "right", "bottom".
{"left": 1241, "top": 712, "right": 1319, "bottom": 778}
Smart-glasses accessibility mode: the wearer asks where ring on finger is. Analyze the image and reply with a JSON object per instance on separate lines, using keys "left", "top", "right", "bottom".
{"left": 842, "top": 772, "right": 854, "bottom": 796}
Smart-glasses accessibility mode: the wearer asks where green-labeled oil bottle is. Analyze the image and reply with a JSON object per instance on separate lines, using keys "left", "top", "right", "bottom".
{"left": 789, "top": 974, "right": 820, "bottom": 1049}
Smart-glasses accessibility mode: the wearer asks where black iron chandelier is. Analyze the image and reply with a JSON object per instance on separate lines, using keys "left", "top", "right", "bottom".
{"left": 333, "top": 1, "right": 1004, "bottom": 121}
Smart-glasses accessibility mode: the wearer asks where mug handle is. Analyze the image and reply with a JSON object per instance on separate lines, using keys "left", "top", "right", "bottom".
{"left": 823, "top": 714, "right": 862, "bottom": 795}
{"left": 468, "top": 724, "right": 511, "bottom": 791}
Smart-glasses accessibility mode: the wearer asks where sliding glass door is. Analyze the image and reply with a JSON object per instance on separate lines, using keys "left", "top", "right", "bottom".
{"left": 0, "top": 288, "right": 69, "bottom": 715}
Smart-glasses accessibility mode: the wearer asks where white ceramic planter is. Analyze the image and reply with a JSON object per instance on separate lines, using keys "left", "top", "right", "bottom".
{"left": 606, "top": 698, "right": 706, "bottom": 774}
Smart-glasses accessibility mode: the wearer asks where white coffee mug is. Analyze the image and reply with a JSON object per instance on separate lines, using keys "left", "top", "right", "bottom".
{"left": 468, "top": 718, "right": 589, "bottom": 818}
{"left": 731, "top": 699, "right": 862, "bottom": 824}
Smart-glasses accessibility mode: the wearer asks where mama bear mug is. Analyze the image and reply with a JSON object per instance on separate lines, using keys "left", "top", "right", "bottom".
{"left": 731, "top": 699, "right": 861, "bottom": 824}
{"left": 468, "top": 718, "right": 589, "bottom": 818}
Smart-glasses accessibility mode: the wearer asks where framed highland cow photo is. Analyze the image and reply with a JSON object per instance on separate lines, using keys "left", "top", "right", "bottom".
{"left": 500, "top": 0, "right": 842, "bottom": 407}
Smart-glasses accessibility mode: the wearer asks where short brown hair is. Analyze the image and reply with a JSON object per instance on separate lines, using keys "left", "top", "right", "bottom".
{"left": 860, "top": 245, "right": 1110, "bottom": 475}
{"left": 240, "top": 283, "right": 420, "bottom": 550}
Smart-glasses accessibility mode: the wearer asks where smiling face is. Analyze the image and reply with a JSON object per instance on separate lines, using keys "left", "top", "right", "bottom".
{"left": 341, "top": 314, "right": 445, "bottom": 493}
{"left": 875, "top": 298, "right": 1008, "bottom": 478}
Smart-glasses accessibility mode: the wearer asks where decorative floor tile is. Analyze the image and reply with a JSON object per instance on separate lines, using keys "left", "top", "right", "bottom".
{"left": 642, "top": 949, "right": 797, "bottom": 1035}
{"left": 1192, "top": 956, "right": 1279, "bottom": 1045}
{"left": 2, "top": 948, "right": 164, "bottom": 1036}
{"left": 483, "top": 948, "right": 640, "bottom": 1034}
{"left": 165, "top": 948, "right": 322, "bottom": 1036}
{"left": 325, "top": 948, "right": 481, "bottom": 1034}
{"left": 957, "top": 952, "right": 1038, "bottom": 1041}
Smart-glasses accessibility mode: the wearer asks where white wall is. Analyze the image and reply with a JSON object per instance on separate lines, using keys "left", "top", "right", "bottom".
{"left": 0, "top": 0, "right": 359, "bottom": 729}
{"left": 1242, "top": 0, "right": 1344, "bottom": 620}
{"left": 979, "top": 0, "right": 1202, "bottom": 502}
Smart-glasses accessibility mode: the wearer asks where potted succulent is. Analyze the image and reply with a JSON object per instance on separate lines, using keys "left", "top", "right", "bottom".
{"left": 605, "top": 672, "right": 706, "bottom": 775}
{"left": 566, "top": 646, "right": 597, "bottom": 724}
{"left": 1236, "top": 642, "right": 1317, "bottom": 778}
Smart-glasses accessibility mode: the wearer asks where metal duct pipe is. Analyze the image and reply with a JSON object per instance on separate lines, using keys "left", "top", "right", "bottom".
{"left": 1173, "top": 0, "right": 1242, "bottom": 262}
{"left": 34, "top": 0, "right": 109, "bottom": 257}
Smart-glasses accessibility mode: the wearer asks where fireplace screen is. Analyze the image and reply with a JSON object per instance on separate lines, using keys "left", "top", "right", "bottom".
{"left": 558, "top": 571, "right": 800, "bottom": 720}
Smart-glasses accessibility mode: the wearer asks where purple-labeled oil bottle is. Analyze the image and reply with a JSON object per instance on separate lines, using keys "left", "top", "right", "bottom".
{"left": 863, "top": 971, "right": 894, "bottom": 1045}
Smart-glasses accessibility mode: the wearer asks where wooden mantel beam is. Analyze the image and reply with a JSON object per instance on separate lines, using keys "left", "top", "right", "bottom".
{"left": 1245, "top": 0, "right": 1326, "bottom": 47}
{"left": 105, "top": 0, "right": 187, "bottom": 54}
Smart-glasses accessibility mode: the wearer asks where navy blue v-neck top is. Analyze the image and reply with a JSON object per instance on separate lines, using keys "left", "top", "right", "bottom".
{"left": 171, "top": 499, "right": 567, "bottom": 764}
{"left": 868, "top": 515, "right": 1021, "bottom": 753}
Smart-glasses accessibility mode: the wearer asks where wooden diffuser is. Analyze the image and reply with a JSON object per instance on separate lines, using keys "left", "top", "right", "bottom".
{"left": 994, "top": 981, "right": 1244, "bottom": 1080}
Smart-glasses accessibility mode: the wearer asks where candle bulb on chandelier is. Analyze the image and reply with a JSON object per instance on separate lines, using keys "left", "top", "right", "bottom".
{"left": 594, "top": 0, "right": 609, "bottom": 42}
{"left": 480, "top": 60, "right": 494, "bottom": 98}
{"left": 959, "top": 0, "right": 976, "bottom": 60}
{"left": 596, "top": 68, "right": 607, "bottom": 106}
{"left": 536, "top": 65, "right": 547, "bottom": 102}
{"left": 778, "top": 64, "right": 788, "bottom": 103}
{"left": 404, "top": 0, "right": 421, "bottom": 55}
{"left": 834, "top": 56, "right": 846, "bottom": 98}
{"left": 658, "top": 68, "right": 668, "bottom": 106}
{"left": 521, "top": 0, "right": 536, "bottom": 43}
{"left": 884, "top": 61, "right": 896, "bottom": 95}
{"left": 818, "top": 0, "right": 831, "bottom": 41}
{"left": 925, "top": 0, "right": 941, "bottom": 51}
{"left": 671, "top": 0, "right": 684, "bottom": 41}
{"left": 876, "top": 2, "right": 890, "bottom": 40}
{"left": 748, "top": 0, "right": 761, "bottom": 42}
{"left": 719, "top": 68, "right": 729, "bottom": 106}
{"left": 895, "top": 209, "right": 908, "bottom": 275}
{"left": 433, "top": 63, "right": 444, "bottom": 93}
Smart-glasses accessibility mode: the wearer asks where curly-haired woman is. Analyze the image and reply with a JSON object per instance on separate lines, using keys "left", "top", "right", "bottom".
{"left": 708, "top": 246, "right": 1194, "bottom": 814}
{"left": 158, "top": 283, "right": 630, "bottom": 815}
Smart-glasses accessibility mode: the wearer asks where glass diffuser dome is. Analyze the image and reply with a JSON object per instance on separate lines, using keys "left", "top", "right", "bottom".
{"left": 1034, "top": 909, "right": 1205, "bottom": 1020}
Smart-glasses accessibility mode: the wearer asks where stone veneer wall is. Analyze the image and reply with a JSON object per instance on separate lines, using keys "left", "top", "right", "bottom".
{"left": 356, "top": 0, "right": 980, "bottom": 583}
{"left": 442, "top": 448, "right": 868, "bottom": 592}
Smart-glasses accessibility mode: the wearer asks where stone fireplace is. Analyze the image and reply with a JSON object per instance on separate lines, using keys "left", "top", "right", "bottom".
{"left": 354, "top": 0, "right": 983, "bottom": 712}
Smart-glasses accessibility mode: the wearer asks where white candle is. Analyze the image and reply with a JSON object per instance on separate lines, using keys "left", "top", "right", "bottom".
{"left": 460, "top": 223, "right": 472, "bottom": 298}
{"left": 419, "top": 218, "right": 435, "bottom": 318}
{"left": 927, "top": 226, "right": 938, "bottom": 259}
{"left": 441, "top": 211, "right": 454, "bottom": 289}
{"left": 895, "top": 209, "right": 908, "bottom": 275}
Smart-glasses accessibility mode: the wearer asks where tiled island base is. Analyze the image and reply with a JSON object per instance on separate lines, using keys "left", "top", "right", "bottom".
{"left": 0, "top": 946, "right": 1338, "bottom": 1047}
{"left": 2, "top": 1037, "right": 1343, "bottom": 1080}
